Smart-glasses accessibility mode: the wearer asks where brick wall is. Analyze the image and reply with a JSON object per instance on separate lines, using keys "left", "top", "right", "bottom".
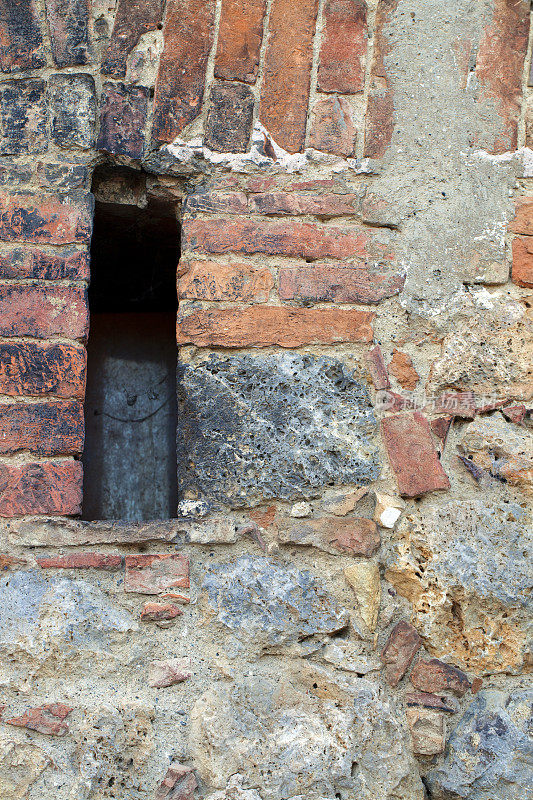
{"left": 0, "top": 0, "right": 532, "bottom": 798}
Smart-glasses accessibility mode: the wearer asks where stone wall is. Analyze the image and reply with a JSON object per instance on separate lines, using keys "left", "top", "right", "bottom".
{"left": 0, "top": 0, "right": 531, "bottom": 798}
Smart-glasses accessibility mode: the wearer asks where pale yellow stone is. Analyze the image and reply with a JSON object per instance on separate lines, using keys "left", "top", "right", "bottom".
{"left": 406, "top": 708, "right": 446, "bottom": 756}
{"left": 374, "top": 492, "right": 405, "bottom": 529}
{"left": 344, "top": 561, "right": 381, "bottom": 631}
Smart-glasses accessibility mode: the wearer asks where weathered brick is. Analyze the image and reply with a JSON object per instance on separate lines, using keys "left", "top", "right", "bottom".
{"left": 410, "top": 658, "right": 471, "bottom": 697}
{"left": 152, "top": 0, "right": 215, "bottom": 144}
{"left": 184, "top": 218, "right": 381, "bottom": 261}
{"left": 278, "top": 516, "right": 380, "bottom": 556}
{"left": 97, "top": 82, "right": 149, "bottom": 159}
{"left": 0, "top": 0, "right": 46, "bottom": 72}
{"left": 38, "top": 162, "right": 89, "bottom": 193}
{"left": 502, "top": 403, "right": 527, "bottom": 424}
{"left": 0, "top": 284, "right": 88, "bottom": 339}
{"left": 0, "top": 193, "right": 93, "bottom": 244}
{"left": 308, "top": 96, "right": 357, "bottom": 157}
{"left": 365, "top": 345, "right": 390, "bottom": 390}
{"left": 259, "top": 0, "right": 319, "bottom": 153}
{"left": 381, "top": 412, "right": 450, "bottom": 497}
{"left": 205, "top": 82, "right": 255, "bottom": 153}
{"left": 0, "top": 460, "right": 82, "bottom": 517}
{"left": 433, "top": 390, "right": 475, "bottom": 419}
{"left": 510, "top": 198, "right": 533, "bottom": 235}
{"left": 215, "top": 0, "right": 266, "bottom": 83}
{"left": 48, "top": 74, "right": 96, "bottom": 150}
{"left": 388, "top": 349, "right": 419, "bottom": 390}
{"left": 0, "top": 342, "right": 86, "bottom": 398}
{"left": 381, "top": 620, "right": 422, "bottom": 687}
{"left": 0, "top": 400, "right": 84, "bottom": 455}
{"left": 318, "top": 0, "right": 367, "bottom": 93}
{"left": 148, "top": 657, "right": 191, "bottom": 687}
{"left": 364, "top": 0, "right": 397, "bottom": 157}
{"left": 0, "top": 247, "right": 89, "bottom": 280}
{"left": 102, "top": 0, "right": 162, "bottom": 77}
{"left": 430, "top": 415, "right": 453, "bottom": 452}
{"left": 0, "top": 79, "right": 47, "bottom": 155}
{"left": 45, "top": 0, "right": 90, "bottom": 67}
{"left": 475, "top": 0, "right": 530, "bottom": 154}
{"left": 511, "top": 236, "right": 533, "bottom": 288}
{"left": 178, "top": 259, "right": 273, "bottom": 302}
{"left": 124, "top": 554, "right": 190, "bottom": 594}
{"left": 185, "top": 191, "right": 248, "bottom": 215}
{"left": 176, "top": 306, "right": 374, "bottom": 347}
{"left": 249, "top": 191, "right": 361, "bottom": 217}
{"left": 405, "top": 691, "right": 457, "bottom": 714}
{"left": 406, "top": 707, "right": 446, "bottom": 756}
{"left": 278, "top": 263, "right": 404, "bottom": 304}
{"left": 140, "top": 601, "right": 183, "bottom": 621}
{"left": 37, "top": 553, "right": 122, "bottom": 569}
{"left": 155, "top": 764, "right": 197, "bottom": 800}
{"left": 3, "top": 703, "right": 72, "bottom": 735}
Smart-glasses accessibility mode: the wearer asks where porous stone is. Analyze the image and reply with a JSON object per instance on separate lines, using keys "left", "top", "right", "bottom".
{"left": 427, "top": 689, "right": 533, "bottom": 799}
{"left": 0, "top": 737, "right": 50, "bottom": 798}
{"left": 177, "top": 353, "right": 380, "bottom": 508}
{"left": 202, "top": 556, "right": 349, "bottom": 653}
{"left": 344, "top": 560, "right": 381, "bottom": 631}
{"left": 189, "top": 672, "right": 424, "bottom": 799}
{"left": 48, "top": 73, "right": 96, "bottom": 149}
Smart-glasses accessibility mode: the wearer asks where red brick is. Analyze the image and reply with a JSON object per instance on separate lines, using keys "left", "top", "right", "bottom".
{"left": 278, "top": 263, "right": 403, "bottom": 304}
{"left": 381, "top": 620, "right": 422, "bottom": 687}
{"left": 364, "top": 0, "right": 397, "bottom": 158}
{"left": 0, "top": 401, "right": 84, "bottom": 456}
{"left": 308, "top": 96, "right": 357, "bottom": 157}
{"left": 152, "top": 0, "right": 216, "bottom": 144}
{"left": 0, "top": 553, "right": 27, "bottom": 570}
{"left": 249, "top": 191, "right": 361, "bottom": 217}
{"left": 318, "top": 0, "right": 367, "bottom": 93}
{"left": 430, "top": 415, "right": 453, "bottom": 452}
{"left": 278, "top": 516, "right": 380, "bottom": 556}
{"left": 377, "top": 390, "right": 415, "bottom": 413}
{"left": 0, "top": 193, "right": 93, "bottom": 244}
{"left": 45, "top": 0, "right": 90, "bottom": 67}
{"left": 148, "top": 657, "right": 191, "bottom": 687}
{"left": 259, "top": 0, "right": 319, "bottom": 153}
{"left": 186, "top": 191, "right": 248, "bottom": 214}
{"left": 3, "top": 703, "right": 72, "bottom": 736}
{"left": 0, "top": 460, "right": 82, "bottom": 517}
{"left": 0, "top": 0, "right": 46, "bottom": 72}
{"left": 176, "top": 306, "right": 374, "bottom": 347}
{"left": 433, "top": 390, "right": 475, "bottom": 419}
{"left": 178, "top": 259, "right": 273, "bottom": 302}
{"left": 155, "top": 763, "right": 197, "bottom": 800}
{"left": 0, "top": 342, "right": 86, "bottom": 398}
{"left": 502, "top": 404, "right": 527, "bottom": 424}
{"left": 97, "top": 82, "right": 150, "bottom": 160}
{"left": 381, "top": 412, "right": 450, "bottom": 497}
{"left": 410, "top": 658, "right": 471, "bottom": 697}
{"left": 184, "top": 218, "right": 379, "bottom": 261}
{"left": 405, "top": 692, "right": 457, "bottom": 714}
{"left": 475, "top": 0, "right": 530, "bottom": 154}
{"left": 508, "top": 198, "right": 533, "bottom": 235}
{"left": 140, "top": 602, "right": 183, "bottom": 621}
{"left": 388, "top": 349, "right": 419, "bottom": 391}
{"left": 124, "top": 554, "right": 190, "bottom": 594}
{"left": 0, "top": 284, "right": 88, "bottom": 339}
{"left": 215, "top": 0, "right": 267, "bottom": 83}
{"left": 511, "top": 236, "right": 533, "bottom": 288}
{"left": 37, "top": 553, "right": 121, "bottom": 570}
{"left": 0, "top": 247, "right": 89, "bottom": 280}
{"left": 365, "top": 345, "right": 390, "bottom": 390}
{"left": 102, "top": 0, "right": 162, "bottom": 77}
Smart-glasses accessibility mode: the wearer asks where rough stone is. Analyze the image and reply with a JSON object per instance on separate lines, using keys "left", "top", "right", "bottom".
{"left": 344, "top": 560, "right": 380, "bottom": 631}
{"left": 410, "top": 658, "right": 471, "bottom": 697}
{"left": 0, "top": 78, "right": 47, "bottom": 155}
{"left": 48, "top": 73, "right": 97, "bottom": 149}
{"left": 308, "top": 96, "right": 357, "bottom": 157}
{"left": 374, "top": 492, "right": 404, "bottom": 528}
{"left": 205, "top": 82, "right": 255, "bottom": 153}
{"left": 202, "top": 556, "right": 349, "bottom": 653}
{"left": 0, "top": 737, "right": 50, "bottom": 798}
{"left": 406, "top": 707, "right": 446, "bottom": 756}
{"left": 177, "top": 353, "right": 380, "bottom": 507}
{"left": 278, "top": 516, "right": 380, "bottom": 556}
{"left": 427, "top": 689, "right": 533, "bottom": 799}
{"left": 381, "top": 412, "right": 450, "bottom": 497}
{"left": 381, "top": 620, "right": 422, "bottom": 686}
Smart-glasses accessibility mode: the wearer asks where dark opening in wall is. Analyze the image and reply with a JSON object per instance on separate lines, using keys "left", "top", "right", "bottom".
{"left": 82, "top": 166, "right": 180, "bottom": 521}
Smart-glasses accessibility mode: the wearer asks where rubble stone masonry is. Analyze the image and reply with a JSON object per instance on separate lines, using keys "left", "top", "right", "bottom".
{"left": 0, "top": 0, "right": 531, "bottom": 798}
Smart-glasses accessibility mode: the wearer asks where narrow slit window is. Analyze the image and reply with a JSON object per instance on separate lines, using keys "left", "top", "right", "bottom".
{"left": 82, "top": 166, "right": 180, "bottom": 521}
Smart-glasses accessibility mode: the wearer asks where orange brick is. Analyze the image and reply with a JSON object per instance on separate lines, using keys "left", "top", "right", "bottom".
{"left": 511, "top": 236, "right": 533, "bottom": 287}
{"left": 0, "top": 284, "right": 88, "bottom": 339}
{"left": 318, "top": 0, "right": 367, "bottom": 93}
{"left": 0, "top": 342, "right": 86, "bottom": 398}
{"left": 178, "top": 259, "right": 273, "bottom": 302}
{"left": 0, "top": 460, "right": 83, "bottom": 517}
{"left": 215, "top": 0, "right": 267, "bottom": 83}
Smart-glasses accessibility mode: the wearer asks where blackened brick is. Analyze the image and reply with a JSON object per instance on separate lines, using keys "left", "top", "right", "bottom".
{"left": 205, "top": 82, "right": 254, "bottom": 153}
{"left": 0, "top": 193, "right": 93, "bottom": 245}
{"left": 48, "top": 74, "right": 96, "bottom": 150}
{"left": 0, "top": 247, "right": 89, "bottom": 280}
{"left": 0, "top": 0, "right": 46, "bottom": 72}
{"left": 0, "top": 401, "right": 84, "bottom": 455}
{"left": 0, "top": 79, "right": 47, "bottom": 156}
{"left": 98, "top": 82, "right": 149, "bottom": 159}
{"left": 46, "top": 0, "right": 90, "bottom": 67}
{"left": 0, "top": 342, "right": 86, "bottom": 398}
{"left": 102, "top": 0, "right": 162, "bottom": 78}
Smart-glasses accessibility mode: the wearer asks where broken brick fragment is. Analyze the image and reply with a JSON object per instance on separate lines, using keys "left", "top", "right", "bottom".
{"left": 140, "top": 602, "right": 183, "bottom": 622}
{"left": 124, "top": 554, "right": 190, "bottom": 594}
{"left": 3, "top": 703, "right": 72, "bottom": 736}
{"left": 381, "top": 620, "right": 422, "bottom": 687}
{"left": 381, "top": 412, "right": 450, "bottom": 497}
{"left": 410, "top": 658, "right": 471, "bottom": 697}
